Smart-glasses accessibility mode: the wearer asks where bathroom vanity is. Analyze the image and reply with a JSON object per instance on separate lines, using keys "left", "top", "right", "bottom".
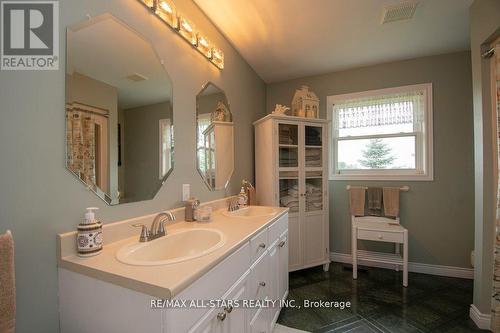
{"left": 57, "top": 203, "right": 289, "bottom": 333}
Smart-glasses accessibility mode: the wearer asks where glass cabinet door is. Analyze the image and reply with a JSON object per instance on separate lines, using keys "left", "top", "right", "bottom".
{"left": 305, "top": 177, "right": 323, "bottom": 212}
{"left": 279, "top": 177, "right": 299, "bottom": 213}
{"left": 304, "top": 125, "right": 322, "bottom": 167}
{"left": 277, "top": 122, "right": 325, "bottom": 214}
{"left": 278, "top": 123, "right": 299, "bottom": 213}
{"left": 303, "top": 124, "right": 324, "bottom": 212}
{"left": 278, "top": 123, "right": 298, "bottom": 168}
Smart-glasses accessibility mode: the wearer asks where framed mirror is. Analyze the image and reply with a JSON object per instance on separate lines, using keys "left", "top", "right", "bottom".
{"left": 196, "top": 82, "right": 234, "bottom": 190}
{"left": 66, "top": 14, "right": 174, "bottom": 205}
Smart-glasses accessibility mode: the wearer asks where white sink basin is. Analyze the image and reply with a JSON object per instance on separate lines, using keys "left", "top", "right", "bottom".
{"left": 116, "top": 228, "right": 225, "bottom": 266}
{"left": 222, "top": 206, "right": 279, "bottom": 219}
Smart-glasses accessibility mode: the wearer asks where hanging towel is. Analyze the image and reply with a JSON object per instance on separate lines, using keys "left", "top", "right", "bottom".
{"left": 383, "top": 187, "right": 400, "bottom": 217}
{"left": 349, "top": 187, "right": 366, "bottom": 216}
{"left": 0, "top": 230, "right": 15, "bottom": 333}
{"left": 367, "top": 187, "right": 383, "bottom": 216}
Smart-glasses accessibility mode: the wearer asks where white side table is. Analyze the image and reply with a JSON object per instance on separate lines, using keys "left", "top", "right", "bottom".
{"left": 351, "top": 216, "right": 408, "bottom": 287}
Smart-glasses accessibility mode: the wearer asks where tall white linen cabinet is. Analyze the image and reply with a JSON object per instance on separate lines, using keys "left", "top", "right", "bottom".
{"left": 254, "top": 114, "right": 330, "bottom": 272}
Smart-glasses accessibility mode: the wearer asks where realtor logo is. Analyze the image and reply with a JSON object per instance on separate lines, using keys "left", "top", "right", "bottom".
{"left": 1, "top": 1, "right": 59, "bottom": 70}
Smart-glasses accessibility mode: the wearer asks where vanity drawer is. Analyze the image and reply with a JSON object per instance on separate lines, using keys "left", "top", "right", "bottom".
{"left": 268, "top": 214, "right": 287, "bottom": 246}
{"left": 357, "top": 229, "right": 404, "bottom": 243}
{"left": 250, "top": 227, "right": 269, "bottom": 263}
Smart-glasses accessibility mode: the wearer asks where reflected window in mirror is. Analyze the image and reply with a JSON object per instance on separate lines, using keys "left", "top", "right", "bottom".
{"left": 66, "top": 14, "right": 174, "bottom": 205}
{"left": 196, "top": 83, "right": 234, "bottom": 191}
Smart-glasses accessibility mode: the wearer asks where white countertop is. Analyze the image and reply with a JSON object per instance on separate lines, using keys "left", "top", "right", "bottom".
{"left": 58, "top": 207, "right": 288, "bottom": 299}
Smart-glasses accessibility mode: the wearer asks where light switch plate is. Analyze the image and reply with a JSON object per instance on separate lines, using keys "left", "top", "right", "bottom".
{"left": 182, "top": 184, "right": 190, "bottom": 201}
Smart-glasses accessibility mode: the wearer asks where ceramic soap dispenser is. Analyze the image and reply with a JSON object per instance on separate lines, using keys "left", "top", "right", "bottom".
{"left": 238, "top": 187, "right": 248, "bottom": 207}
{"left": 77, "top": 207, "right": 103, "bottom": 257}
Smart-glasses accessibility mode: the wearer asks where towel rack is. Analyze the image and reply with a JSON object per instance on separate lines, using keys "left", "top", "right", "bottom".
{"left": 345, "top": 185, "right": 410, "bottom": 192}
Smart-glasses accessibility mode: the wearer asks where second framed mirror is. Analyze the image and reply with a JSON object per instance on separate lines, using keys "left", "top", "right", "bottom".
{"left": 196, "top": 82, "right": 234, "bottom": 190}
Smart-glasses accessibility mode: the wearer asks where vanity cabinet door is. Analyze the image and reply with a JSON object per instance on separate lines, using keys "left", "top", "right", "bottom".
{"left": 189, "top": 271, "right": 249, "bottom": 333}
{"left": 222, "top": 272, "right": 249, "bottom": 333}
{"left": 278, "top": 231, "right": 289, "bottom": 301}
{"left": 249, "top": 251, "right": 270, "bottom": 321}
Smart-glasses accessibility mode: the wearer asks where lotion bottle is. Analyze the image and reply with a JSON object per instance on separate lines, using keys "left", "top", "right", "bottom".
{"left": 77, "top": 207, "right": 103, "bottom": 257}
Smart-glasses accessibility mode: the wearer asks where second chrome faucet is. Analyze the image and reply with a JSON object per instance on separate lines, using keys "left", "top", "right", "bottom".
{"left": 133, "top": 211, "right": 176, "bottom": 242}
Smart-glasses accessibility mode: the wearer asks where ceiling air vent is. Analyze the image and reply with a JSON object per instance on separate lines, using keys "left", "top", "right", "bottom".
{"left": 381, "top": 2, "right": 418, "bottom": 24}
{"left": 126, "top": 73, "right": 148, "bottom": 82}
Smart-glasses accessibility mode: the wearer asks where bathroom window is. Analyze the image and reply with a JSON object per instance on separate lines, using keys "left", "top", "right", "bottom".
{"left": 159, "top": 118, "right": 173, "bottom": 179}
{"left": 328, "top": 83, "right": 433, "bottom": 181}
{"left": 197, "top": 113, "right": 212, "bottom": 175}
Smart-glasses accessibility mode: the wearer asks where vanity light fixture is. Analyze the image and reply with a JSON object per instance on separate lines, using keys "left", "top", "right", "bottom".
{"left": 156, "top": 0, "right": 178, "bottom": 29}
{"left": 211, "top": 47, "right": 224, "bottom": 70}
{"left": 178, "top": 16, "right": 197, "bottom": 45}
{"left": 196, "top": 34, "right": 212, "bottom": 58}
{"left": 137, "top": 0, "right": 224, "bottom": 70}
{"left": 140, "top": 0, "right": 155, "bottom": 9}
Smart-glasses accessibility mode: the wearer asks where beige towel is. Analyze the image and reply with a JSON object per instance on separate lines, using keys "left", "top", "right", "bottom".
{"left": 383, "top": 187, "right": 400, "bottom": 217}
{"left": 349, "top": 187, "right": 366, "bottom": 216}
{"left": 367, "top": 187, "right": 383, "bottom": 216}
{"left": 0, "top": 230, "right": 15, "bottom": 333}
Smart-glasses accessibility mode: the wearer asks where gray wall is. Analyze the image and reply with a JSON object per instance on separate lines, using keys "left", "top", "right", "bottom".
{"left": 0, "top": 0, "right": 265, "bottom": 331}
{"left": 267, "top": 51, "right": 474, "bottom": 268}
{"left": 123, "top": 101, "right": 172, "bottom": 202}
{"left": 198, "top": 91, "right": 227, "bottom": 115}
{"left": 470, "top": 0, "right": 500, "bottom": 315}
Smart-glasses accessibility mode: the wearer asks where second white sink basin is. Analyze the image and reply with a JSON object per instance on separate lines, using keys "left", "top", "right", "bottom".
{"left": 222, "top": 206, "right": 279, "bottom": 219}
{"left": 116, "top": 228, "right": 225, "bottom": 266}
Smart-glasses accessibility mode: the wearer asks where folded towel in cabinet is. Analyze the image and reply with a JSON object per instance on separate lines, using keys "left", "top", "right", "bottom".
{"left": 383, "top": 187, "right": 400, "bottom": 217}
{"left": 349, "top": 187, "right": 366, "bottom": 216}
{"left": 0, "top": 230, "right": 15, "bottom": 333}
{"left": 280, "top": 195, "right": 298, "bottom": 206}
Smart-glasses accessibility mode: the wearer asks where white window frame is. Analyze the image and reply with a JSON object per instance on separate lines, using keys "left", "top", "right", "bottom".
{"left": 327, "top": 83, "right": 433, "bottom": 181}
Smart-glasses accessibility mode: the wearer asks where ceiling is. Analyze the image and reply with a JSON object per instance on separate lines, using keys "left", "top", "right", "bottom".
{"left": 194, "top": 0, "right": 473, "bottom": 83}
{"left": 67, "top": 14, "right": 172, "bottom": 109}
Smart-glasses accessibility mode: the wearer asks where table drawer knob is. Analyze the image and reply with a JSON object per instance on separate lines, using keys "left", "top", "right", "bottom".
{"left": 259, "top": 281, "right": 266, "bottom": 287}
{"left": 378, "top": 234, "right": 383, "bottom": 239}
{"left": 259, "top": 243, "right": 266, "bottom": 249}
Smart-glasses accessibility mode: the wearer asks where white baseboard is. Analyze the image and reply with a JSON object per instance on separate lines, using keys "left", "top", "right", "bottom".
{"left": 470, "top": 304, "right": 491, "bottom": 330}
{"left": 330, "top": 252, "right": 474, "bottom": 279}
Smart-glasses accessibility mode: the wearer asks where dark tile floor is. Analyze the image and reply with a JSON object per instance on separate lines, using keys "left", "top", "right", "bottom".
{"left": 277, "top": 263, "right": 488, "bottom": 333}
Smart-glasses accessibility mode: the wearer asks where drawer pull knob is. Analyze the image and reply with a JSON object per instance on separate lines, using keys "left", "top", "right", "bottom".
{"left": 279, "top": 240, "right": 286, "bottom": 247}
{"left": 224, "top": 305, "right": 233, "bottom": 313}
{"left": 217, "top": 312, "right": 226, "bottom": 321}
{"left": 378, "top": 234, "right": 383, "bottom": 239}
{"left": 259, "top": 243, "right": 266, "bottom": 249}
{"left": 259, "top": 281, "right": 266, "bottom": 287}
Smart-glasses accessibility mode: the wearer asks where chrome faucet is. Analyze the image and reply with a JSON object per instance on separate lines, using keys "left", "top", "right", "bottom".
{"left": 227, "top": 197, "right": 240, "bottom": 212}
{"left": 133, "top": 211, "right": 176, "bottom": 242}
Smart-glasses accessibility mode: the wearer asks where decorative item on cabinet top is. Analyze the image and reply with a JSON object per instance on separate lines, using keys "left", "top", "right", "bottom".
{"left": 273, "top": 104, "right": 291, "bottom": 115}
{"left": 292, "top": 85, "right": 319, "bottom": 118}
{"left": 138, "top": 0, "right": 224, "bottom": 69}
